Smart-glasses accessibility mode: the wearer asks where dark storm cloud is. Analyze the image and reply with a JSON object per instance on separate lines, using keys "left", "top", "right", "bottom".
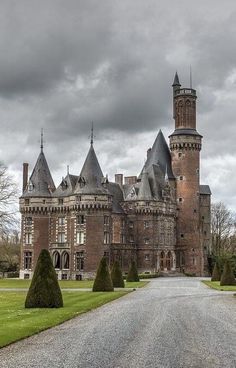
{"left": 0, "top": 0, "right": 236, "bottom": 208}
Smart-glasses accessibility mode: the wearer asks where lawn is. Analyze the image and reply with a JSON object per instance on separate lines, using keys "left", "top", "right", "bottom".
{"left": 0, "top": 290, "right": 128, "bottom": 348}
{"left": 0, "top": 279, "right": 148, "bottom": 289}
{"left": 202, "top": 280, "right": 236, "bottom": 291}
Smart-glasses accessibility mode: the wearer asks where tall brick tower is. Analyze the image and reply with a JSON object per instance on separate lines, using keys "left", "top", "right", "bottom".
{"left": 169, "top": 72, "right": 203, "bottom": 275}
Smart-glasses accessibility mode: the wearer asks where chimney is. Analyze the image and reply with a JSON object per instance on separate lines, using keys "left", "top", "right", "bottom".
{"left": 115, "top": 174, "right": 123, "bottom": 187}
{"left": 147, "top": 148, "right": 151, "bottom": 159}
{"left": 23, "top": 163, "right": 29, "bottom": 193}
{"left": 124, "top": 176, "right": 137, "bottom": 185}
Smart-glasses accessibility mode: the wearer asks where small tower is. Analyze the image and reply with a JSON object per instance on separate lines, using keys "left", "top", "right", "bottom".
{"left": 19, "top": 132, "right": 55, "bottom": 279}
{"left": 169, "top": 73, "right": 203, "bottom": 275}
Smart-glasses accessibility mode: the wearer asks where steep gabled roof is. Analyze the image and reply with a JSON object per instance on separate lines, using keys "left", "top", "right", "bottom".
{"left": 22, "top": 150, "right": 55, "bottom": 197}
{"left": 141, "top": 130, "right": 175, "bottom": 179}
{"left": 74, "top": 144, "right": 109, "bottom": 195}
{"left": 138, "top": 171, "right": 153, "bottom": 200}
{"left": 54, "top": 174, "right": 79, "bottom": 197}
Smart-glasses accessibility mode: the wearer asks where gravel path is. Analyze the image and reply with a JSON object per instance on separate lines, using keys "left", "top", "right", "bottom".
{"left": 0, "top": 278, "right": 235, "bottom": 368}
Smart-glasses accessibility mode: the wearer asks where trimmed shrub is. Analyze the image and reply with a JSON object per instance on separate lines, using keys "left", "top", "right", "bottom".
{"left": 25, "top": 249, "right": 63, "bottom": 308}
{"left": 111, "top": 261, "right": 124, "bottom": 288}
{"left": 93, "top": 257, "right": 114, "bottom": 292}
{"left": 126, "top": 261, "right": 139, "bottom": 282}
{"left": 211, "top": 261, "right": 221, "bottom": 281}
{"left": 220, "top": 259, "right": 236, "bottom": 286}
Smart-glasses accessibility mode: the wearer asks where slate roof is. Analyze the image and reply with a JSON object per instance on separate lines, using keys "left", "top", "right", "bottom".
{"left": 172, "top": 71, "right": 181, "bottom": 87}
{"left": 141, "top": 130, "right": 175, "bottom": 179}
{"left": 54, "top": 174, "right": 79, "bottom": 197}
{"left": 107, "top": 182, "right": 124, "bottom": 213}
{"left": 22, "top": 150, "right": 55, "bottom": 198}
{"left": 137, "top": 170, "right": 153, "bottom": 200}
{"left": 74, "top": 144, "right": 110, "bottom": 195}
{"left": 199, "top": 185, "right": 211, "bottom": 195}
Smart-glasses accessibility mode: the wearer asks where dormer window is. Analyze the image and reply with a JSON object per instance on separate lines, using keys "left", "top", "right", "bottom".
{"left": 61, "top": 179, "right": 68, "bottom": 190}
{"left": 28, "top": 181, "right": 34, "bottom": 192}
{"left": 78, "top": 176, "right": 85, "bottom": 188}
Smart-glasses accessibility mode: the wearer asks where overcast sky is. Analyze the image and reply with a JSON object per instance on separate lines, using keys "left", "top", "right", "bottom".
{"left": 1, "top": 0, "right": 236, "bottom": 209}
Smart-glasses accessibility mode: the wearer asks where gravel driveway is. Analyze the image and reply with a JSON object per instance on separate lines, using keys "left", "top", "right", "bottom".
{"left": 0, "top": 278, "right": 235, "bottom": 368}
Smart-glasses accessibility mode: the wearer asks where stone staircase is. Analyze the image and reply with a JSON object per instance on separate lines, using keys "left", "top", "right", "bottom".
{"left": 159, "top": 270, "right": 186, "bottom": 277}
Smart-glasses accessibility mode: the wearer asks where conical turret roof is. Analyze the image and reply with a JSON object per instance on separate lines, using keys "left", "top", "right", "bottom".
{"left": 75, "top": 144, "right": 109, "bottom": 195}
{"left": 141, "top": 130, "right": 174, "bottom": 179}
{"left": 138, "top": 170, "right": 153, "bottom": 200}
{"left": 172, "top": 71, "right": 181, "bottom": 87}
{"left": 22, "top": 150, "right": 55, "bottom": 197}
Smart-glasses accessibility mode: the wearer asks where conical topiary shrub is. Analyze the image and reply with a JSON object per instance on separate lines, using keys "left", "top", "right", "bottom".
{"left": 126, "top": 260, "right": 139, "bottom": 282}
{"left": 211, "top": 260, "right": 221, "bottom": 281}
{"left": 93, "top": 257, "right": 114, "bottom": 292}
{"left": 111, "top": 260, "right": 125, "bottom": 288}
{"left": 25, "top": 249, "right": 63, "bottom": 308}
{"left": 220, "top": 259, "right": 236, "bottom": 286}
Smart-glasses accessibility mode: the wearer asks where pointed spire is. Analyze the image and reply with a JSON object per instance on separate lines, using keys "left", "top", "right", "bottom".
{"left": 172, "top": 71, "right": 181, "bottom": 87}
{"left": 40, "top": 128, "right": 44, "bottom": 152}
{"left": 138, "top": 170, "right": 153, "bottom": 201}
{"left": 90, "top": 122, "right": 94, "bottom": 145}
{"left": 140, "top": 130, "right": 174, "bottom": 179}
{"left": 75, "top": 143, "right": 109, "bottom": 195}
{"left": 22, "top": 149, "right": 55, "bottom": 197}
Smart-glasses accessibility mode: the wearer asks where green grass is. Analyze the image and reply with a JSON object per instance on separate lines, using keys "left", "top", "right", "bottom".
{"left": 0, "top": 290, "right": 128, "bottom": 348}
{"left": 202, "top": 280, "right": 236, "bottom": 291}
{"left": 0, "top": 279, "right": 148, "bottom": 289}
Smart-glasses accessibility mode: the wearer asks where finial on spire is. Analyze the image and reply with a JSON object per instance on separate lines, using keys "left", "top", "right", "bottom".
{"left": 67, "top": 165, "right": 69, "bottom": 175}
{"left": 90, "top": 122, "right": 94, "bottom": 145}
{"left": 190, "top": 65, "right": 192, "bottom": 89}
{"left": 40, "top": 128, "right": 44, "bottom": 152}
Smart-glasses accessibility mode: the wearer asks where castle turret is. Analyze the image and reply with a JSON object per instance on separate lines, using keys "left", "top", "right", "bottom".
{"left": 169, "top": 73, "right": 203, "bottom": 275}
{"left": 19, "top": 134, "right": 55, "bottom": 279}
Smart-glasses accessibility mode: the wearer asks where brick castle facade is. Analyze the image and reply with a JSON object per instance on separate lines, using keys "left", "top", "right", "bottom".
{"left": 19, "top": 74, "right": 211, "bottom": 279}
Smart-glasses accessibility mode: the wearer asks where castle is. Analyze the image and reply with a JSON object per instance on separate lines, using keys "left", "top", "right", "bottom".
{"left": 19, "top": 73, "right": 211, "bottom": 279}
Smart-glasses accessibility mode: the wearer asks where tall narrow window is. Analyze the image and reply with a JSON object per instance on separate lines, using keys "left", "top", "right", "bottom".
{"left": 104, "top": 215, "right": 109, "bottom": 225}
{"left": 62, "top": 252, "right": 69, "bottom": 269}
{"left": 77, "top": 231, "right": 85, "bottom": 244}
{"left": 25, "top": 217, "right": 32, "bottom": 226}
{"left": 58, "top": 232, "right": 65, "bottom": 243}
{"left": 25, "top": 233, "right": 32, "bottom": 245}
{"left": 104, "top": 232, "right": 110, "bottom": 244}
{"left": 24, "top": 251, "right": 32, "bottom": 269}
{"left": 77, "top": 215, "right": 85, "bottom": 224}
{"left": 76, "top": 251, "right": 84, "bottom": 271}
{"left": 53, "top": 251, "right": 60, "bottom": 269}
{"left": 58, "top": 217, "right": 65, "bottom": 226}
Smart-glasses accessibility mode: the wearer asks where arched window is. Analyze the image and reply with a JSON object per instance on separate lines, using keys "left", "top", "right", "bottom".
{"left": 53, "top": 251, "right": 60, "bottom": 269}
{"left": 185, "top": 99, "right": 191, "bottom": 127}
{"left": 160, "top": 251, "right": 165, "bottom": 271}
{"left": 62, "top": 252, "right": 69, "bottom": 269}
{"left": 166, "top": 251, "right": 172, "bottom": 270}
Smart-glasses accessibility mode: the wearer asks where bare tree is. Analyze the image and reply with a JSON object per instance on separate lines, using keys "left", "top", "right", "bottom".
{"left": 211, "top": 201, "right": 235, "bottom": 255}
{"left": 0, "top": 163, "right": 18, "bottom": 235}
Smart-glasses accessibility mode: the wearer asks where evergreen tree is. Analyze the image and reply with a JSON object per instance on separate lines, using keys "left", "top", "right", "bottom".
{"left": 111, "top": 260, "right": 124, "bottom": 288}
{"left": 25, "top": 249, "right": 63, "bottom": 308}
{"left": 126, "top": 260, "right": 139, "bottom": 282}
{"left": 93, "top": 257, "right": 114, "bottom": 292}
{"left": 211, "top": 260, "right": 221, "bottom": 281}
{"left": 220, "top": 259, "right": 236, "bottom": 286}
